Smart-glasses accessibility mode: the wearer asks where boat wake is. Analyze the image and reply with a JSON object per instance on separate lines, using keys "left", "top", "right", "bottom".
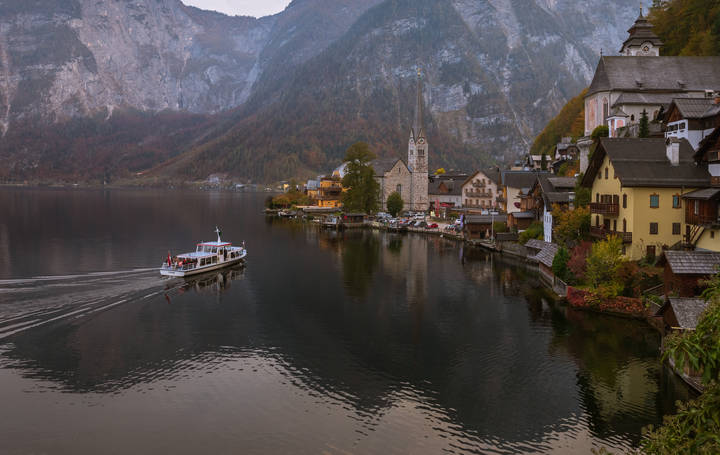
{"left": 0, "top": 268, "right": 180, "bottom": 341}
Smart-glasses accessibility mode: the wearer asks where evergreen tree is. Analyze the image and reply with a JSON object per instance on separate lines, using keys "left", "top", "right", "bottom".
{"left": 341, "top": 142, "right": 380, "bottom": 214}
{"left": 639, "top": 109, "right": 650, "bottom": 138}
{"left": 540, "top": 152, "right": 548, "bottom": 170}
{"left": 386, "top": 191, "right": 404, "bottom": 217}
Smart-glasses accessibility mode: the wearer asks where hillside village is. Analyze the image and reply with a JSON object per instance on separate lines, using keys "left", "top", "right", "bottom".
{"left": 271, "top": 9, "right": 720, "bottom": 338}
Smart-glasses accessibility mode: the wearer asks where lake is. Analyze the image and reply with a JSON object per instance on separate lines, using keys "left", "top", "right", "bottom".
{"left": 0, "top": 188, "right": 692, "bottom": 454}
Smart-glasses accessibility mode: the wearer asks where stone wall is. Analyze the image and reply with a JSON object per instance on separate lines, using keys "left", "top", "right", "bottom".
{"left": 377, "top": 162, "right": 412, "bottom": 211}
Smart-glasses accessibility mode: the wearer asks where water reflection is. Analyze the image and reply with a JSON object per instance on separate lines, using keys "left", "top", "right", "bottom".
{"left": 0, "top": 192, "right": 694, "bottom": 453}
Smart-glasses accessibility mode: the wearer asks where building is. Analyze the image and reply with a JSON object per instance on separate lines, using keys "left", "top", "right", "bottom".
{"left": 584, "top": 12, "right": 720, "bottom": 137}
{"left": 314, "top": 176, "right": 344, "bottom": 208}
{"left": 656, "top": 297, "right": 709, "bottom": 331}
{"left": 683, "top": 127, "right": 720, "bottom": 250}
{"left": 501, "top": 170, "right": 546, "bottom": 214}
{"left": 428, "top": 178, "right": 463, "bottom": 212}
{"left": 373, "top": 70, "right": 429, "bottom": 212}
{"left": 536, "top": 175, "right": 576, "bottom": 243}
{"left": 664, "top": 97, "right": 720, "bottom": 150}
{"left": 663, "top": 250, "right": 720, "bottom": 297}
{"left": 463, "top": 214, "right": 507, "bottom": 240}
{"left": 581, "top": 137, "right": 709, "bottom": 260}
{"left": 461, "top": 169, "right": 501, "bottom": 210}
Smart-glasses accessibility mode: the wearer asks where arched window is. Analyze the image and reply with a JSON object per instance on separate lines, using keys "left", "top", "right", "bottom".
{"left": 623, "top": 194, "right": 627, "bottom": 208}
{"left": 631, "top": 114, "right": 635, "bottom": 122}
{"left": 623, "top": 218, "right": 627, "bottom": 232}
{"left": 603, "top": 98, "right": 609, "bottom": 122}
{"left": 396, "top": 184, "right": 401, "bottom": 194}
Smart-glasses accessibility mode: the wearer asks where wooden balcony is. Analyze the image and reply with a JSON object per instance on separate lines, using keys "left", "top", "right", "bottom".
{"left": 590, "top": 227, "right": 632, "bottom": 243}
{"left": 590, "top": 202, "right": 619, "bottom": 216}
{"left": 465, "top": 190, "right": 492, "bottom": 197}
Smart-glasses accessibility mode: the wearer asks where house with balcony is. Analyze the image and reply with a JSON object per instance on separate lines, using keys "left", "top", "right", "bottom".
{"left": 501, "top": 170, "right": 545, "bottom": 214}
{"left": 314, "top": 176, "right": 344, "bottom": 208}
{"left": 663, "top": 97, "right": 720, "bottom": 150}
{"left": 461, "top": 169, "right": 501, "bottom": 211}
{"left": 581, "top": 137, "right": 709, "bottom": 260}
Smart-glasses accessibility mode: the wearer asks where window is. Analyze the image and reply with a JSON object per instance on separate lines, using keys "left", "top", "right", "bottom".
{"left": 650, "top": 194, "right": 659, "bottom": 208}
{"left": 672, "top": 223, "right": 681, "bottom": 235}
{"left": 647, "top": 245, "right": 656, "bottom": 258}
{"left": 673, "top": 195, "right": 681, "bottom": 208}
{"left": 694, "top": 200, "right": 700, "bottom": 215}
{"left": 622, "top": 194, "right": 627, "bottom": 209}
{"left": 396, "top": 184, "right": 401, "bottom": 194}
{"left": 595, "top": 215, "right": 600, "bottom": 227}
{"left": 613, "top": 220, "right": 617, "bottom": 231}
{"left": 605, "top": 168, "right": 608, "bottom": 179}
{"left": 650, "top": 222, "right": 658, "bottom": 235}
{"left": 622, "top": 218, "right": 627, "bottom": 232}
{"left": 712, "top": 231, "right": 716, "bottom": 239}
{"left": 596, "top": 193, "right": 600, "bottom": 203}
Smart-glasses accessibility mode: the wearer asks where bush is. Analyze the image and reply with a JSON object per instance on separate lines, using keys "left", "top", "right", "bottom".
{"left": 591, "top": 125, "right": 609, "bottom": 141}
{"left": 552, "top": 205, "right": 590, "bottom": 247}
{"left": 518, "top": 221, "right": 544, "bottom": 244}
{"left": 567, "top": 241, "right": 592, "bottom": 284}
{"left": 493, "top": 221, "right": 508, "bottom": 234}
{"left": 586, "top": 235, "right": 624, "bottom": 295}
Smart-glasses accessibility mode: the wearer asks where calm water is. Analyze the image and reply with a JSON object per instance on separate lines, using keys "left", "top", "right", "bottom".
{"left": 0, "top": 188, "right": 692, "bottom": 454}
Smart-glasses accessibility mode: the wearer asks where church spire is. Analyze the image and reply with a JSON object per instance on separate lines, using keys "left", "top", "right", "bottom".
{"left": 412, "top": 68, "right": 425, "bottom": 141}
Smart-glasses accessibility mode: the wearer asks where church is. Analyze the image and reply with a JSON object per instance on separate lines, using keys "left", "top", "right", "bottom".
{"left": 585, "top": 9, "right": 720, "bottom": 138}
{"left": 372, "top": 71, "right": 429, "bottom": 212}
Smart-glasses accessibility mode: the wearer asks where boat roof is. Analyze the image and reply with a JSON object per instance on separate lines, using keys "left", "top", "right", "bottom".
{"left": 197, "top": 241, "right": 232, "bottom": 247}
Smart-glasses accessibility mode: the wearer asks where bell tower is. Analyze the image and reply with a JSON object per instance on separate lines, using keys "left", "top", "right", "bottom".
{"left": 408, "top": 68, "right": 429, "bottom": 211}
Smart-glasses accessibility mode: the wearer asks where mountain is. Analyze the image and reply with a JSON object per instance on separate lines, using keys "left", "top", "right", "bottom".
{"left": 0, "top": 0, "right": 639, "bottom": 183}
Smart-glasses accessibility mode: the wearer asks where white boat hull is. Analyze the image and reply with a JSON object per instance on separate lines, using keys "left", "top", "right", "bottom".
{"left": 160, "top": 251, "right": 247, "bottom": 277}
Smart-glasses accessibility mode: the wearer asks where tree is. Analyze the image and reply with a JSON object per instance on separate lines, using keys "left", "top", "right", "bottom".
{"left": 386, "top": 191, "right": 404, "bottom": 217}
{"left": 518, "top": 221, "right": 544, "bottom": 244}
{"left": 639, "top": 109, "right": 650, "bottom": 138}
{"left": 552, "top": 205, "right": 590, "bottom": 246}
{"left": 552, "top": 246, "right": 571, "bottom": 282}
{"left": 641, "top": 270, "right": 720, "bottom": 453}
{"left": 341, "top": 142, "right": 380, "bottom": 213}
{"left": 585, "top": 235, "right": 624, "bottom": 295}
{"left": 540, "top": 152, "right": 548, "bottom": 170}
{"left": 434, "top": 168, "right": 446, "bottom": 175}
{"left": 591, "top": 125, "right": 609, "bottom": 141}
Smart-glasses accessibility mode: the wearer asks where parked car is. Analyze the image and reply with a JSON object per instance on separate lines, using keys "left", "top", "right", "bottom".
{"left": 427, "top": 223, "right": 438, "bottom": 229}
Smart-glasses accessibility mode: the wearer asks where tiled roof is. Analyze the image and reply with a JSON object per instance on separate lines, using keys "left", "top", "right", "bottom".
{"left": 429, "top": 180, "right": 462, "bottom": 196}
{"left": 670, "top": 98, "right": 720, "bottom": 119}
{"left": 665, "top": 250, "right": 720, "bottom": 275}
{"left": 511, "top": 211, "right": 536, "bottom": 219}
{"left": 547, "top": 177, "right": 576, "bottom": 189}
{"left": 465, "top": 214, "right": 507, "bottom": 224}
{"left": 682, "top": 188, "right": 720, "bottom": 200}
{"left": 524, "top": 239, "right": 548, "bottom": 250}
{"left": 502, "top": 170, "right": 544, "bottom": 189}
{"left": 588, "top": 56, "right": 720, "bottom": 96}
{"left": 371, "top": 157, "right": 406, "bottom": 175}
{"left": 530, "top": 243, "right": 559, "bottom": 268}
{"left": 667, "top": 298, "right": 709, "bottom": 330}
{"left": 582, "top": 138, "right": 710, "bottom": 188}
{"left": 613, "top": 92, "right": 696, "bottom": 107}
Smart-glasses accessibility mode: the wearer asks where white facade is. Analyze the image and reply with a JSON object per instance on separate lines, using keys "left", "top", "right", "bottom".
{"left": 543, "top": 206, "right": 553, "bottom": 243}
{"left": 665, "top": 119, "right": 716, "bottom": 150}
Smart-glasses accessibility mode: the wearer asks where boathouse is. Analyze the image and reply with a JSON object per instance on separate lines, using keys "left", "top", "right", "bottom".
{"left": 663, "top": 250, "right": 720, "bottom": 297}
{"left": 656, "top": 297, "right": 708, "bottom": 331}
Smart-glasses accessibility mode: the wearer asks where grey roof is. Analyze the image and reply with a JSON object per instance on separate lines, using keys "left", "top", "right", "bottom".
{"left": 525, "top": 239, "right": 549, "bottom": 250}
{"left": 696, "top": 126, "right": 720, "bottom": 161}
{"left": 502, "top": 170, "right": 545, "bottom": 189}
{"left": 669, "top": 98, "right": 720, "bottom": 119}
{"left": 609, "top": 106, "right": 629, "bottom": 118}
{"left": 547, "top": 177, "right": 576, "bottom": 189}
{"left": 429, "top": 179, "right": 462, "bottom": 196}
{"left": 613, "top": 92, "right": 696, "bottom": 107}
{"left": 581, "top": 138, "right": 710, "bottom": 188}
{"left": 537, "top": 174, "right": 575, "bottom": 207}
{"left": 511, "top": 211, "right": 536, "bottom": 219}
{"left": 465, "top": 168, "right": 501, "bottom": 186}
{"left": 588, "top": 56, "right": 720, "bottom": 96}
{"left": 666, "top": 298, "right": 709, "bottom": 330}
{"left": 465, "top": 214, "right": 507, "bottom": 224}
{"left": 620, "top": 13, "right": 663, "bottom": 53}
{"left": 530, "top": 243, "right": 560, "bottom": 268}
{"left": 665, "top": 250, "right": 720, "bottom": 275}
{"left": 682, "top": 188, "right": 720, "bottom": 200}
{"left": 371, "top": 157, "right": 406, "bottom": 175}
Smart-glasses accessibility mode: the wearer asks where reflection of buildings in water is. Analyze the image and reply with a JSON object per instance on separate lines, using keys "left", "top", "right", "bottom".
{"left": 0, "top": 222, "right": 10, "bottom": 277}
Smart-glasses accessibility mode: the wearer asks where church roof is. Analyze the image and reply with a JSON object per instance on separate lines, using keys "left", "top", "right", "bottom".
{"left": 411, "top": 70, "right": 426, "bottom": 141}
{"left": 619, "top": 12, "right": 663, "bottom": 53}
{"left": 370, "top": 157, "right": 406, "bottom": 176}
{"left": 588, "top": 56, "right": 720, "bottom": 96}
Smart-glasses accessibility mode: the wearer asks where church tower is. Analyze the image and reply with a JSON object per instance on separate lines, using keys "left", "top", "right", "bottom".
{"left": 619, "top": 7, "right": 663, "bottom": 56}
{"left": 408, "top": 69, "right": 429, "bottom": 211}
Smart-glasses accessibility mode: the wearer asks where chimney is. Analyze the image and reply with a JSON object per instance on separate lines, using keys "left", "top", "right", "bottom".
{"left": 666, "top": 137, "right": 680, "bottom": 166}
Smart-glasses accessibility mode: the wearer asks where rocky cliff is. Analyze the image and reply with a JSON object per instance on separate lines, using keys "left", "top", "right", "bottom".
{"left": 0, "top": 0, "right": 639, "bottom": 182}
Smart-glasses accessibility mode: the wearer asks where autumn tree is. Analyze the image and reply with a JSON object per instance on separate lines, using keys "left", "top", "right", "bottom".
{"left": 341, "top": 142, "right": 380, "bottom": 214}
{"left": 585, "top": 235, "right": 625, "bottom": 296}
{"left": 552, "top": 205, "right": 590, "bottom": 246}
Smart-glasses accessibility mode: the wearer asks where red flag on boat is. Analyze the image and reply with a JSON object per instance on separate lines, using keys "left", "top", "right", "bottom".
{"left": 167, "top": 252, "right": 171, "bottom": 266}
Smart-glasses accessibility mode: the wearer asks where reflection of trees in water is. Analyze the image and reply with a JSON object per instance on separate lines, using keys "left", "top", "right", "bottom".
{"left": 547, "top": 308, "right": 694, "bottom": 444}
{"left": 340, "top": 231, "right": 381, "bottom": 298}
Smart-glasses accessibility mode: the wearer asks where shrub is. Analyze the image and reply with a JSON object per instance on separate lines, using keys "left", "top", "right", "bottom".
{"left": 552, "top": 246, "right": 571, "bottom": 282}
{"left": 586, "top": 235, "right": 624, "bottom": 294}
{"left": 568, "top": 241, "right": 591, "bottom": 284}
{"left": 493, "top": 221, "right": 508, "bottom": 234}
{"left": 591, "top": 124, "right": 609, "bottom": 140}
{"left": 386, "top": 191, "right": 404, "bottom": 217}
{"left": 519, "top": 221, "right": 544, "bottom": 244}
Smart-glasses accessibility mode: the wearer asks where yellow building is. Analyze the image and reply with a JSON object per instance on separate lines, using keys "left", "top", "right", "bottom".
{"left": 581, "top": 138, "right": 709, "bottom": 260}
{"left": 314, "top": 177, "right": 344, "bottom": 208}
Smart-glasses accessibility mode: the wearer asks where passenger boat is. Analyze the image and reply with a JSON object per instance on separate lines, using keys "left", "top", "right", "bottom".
{"left": 160, "top": 227, "right": 247, "bottom": 277}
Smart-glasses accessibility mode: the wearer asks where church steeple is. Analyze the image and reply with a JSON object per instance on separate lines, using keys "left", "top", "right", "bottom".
{"left": 619, "top": 4, "right": 663, "bottom": 56}
{"left": 412, "top": 68, "right": 425, "bottom": 142}
{"left": 408, "top": 68, "right": 428, "bottom": 175}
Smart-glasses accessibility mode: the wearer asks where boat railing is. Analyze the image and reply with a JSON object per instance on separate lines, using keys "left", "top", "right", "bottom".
{"left": 162, "top": 263, "right": 198, "bottom": 271}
